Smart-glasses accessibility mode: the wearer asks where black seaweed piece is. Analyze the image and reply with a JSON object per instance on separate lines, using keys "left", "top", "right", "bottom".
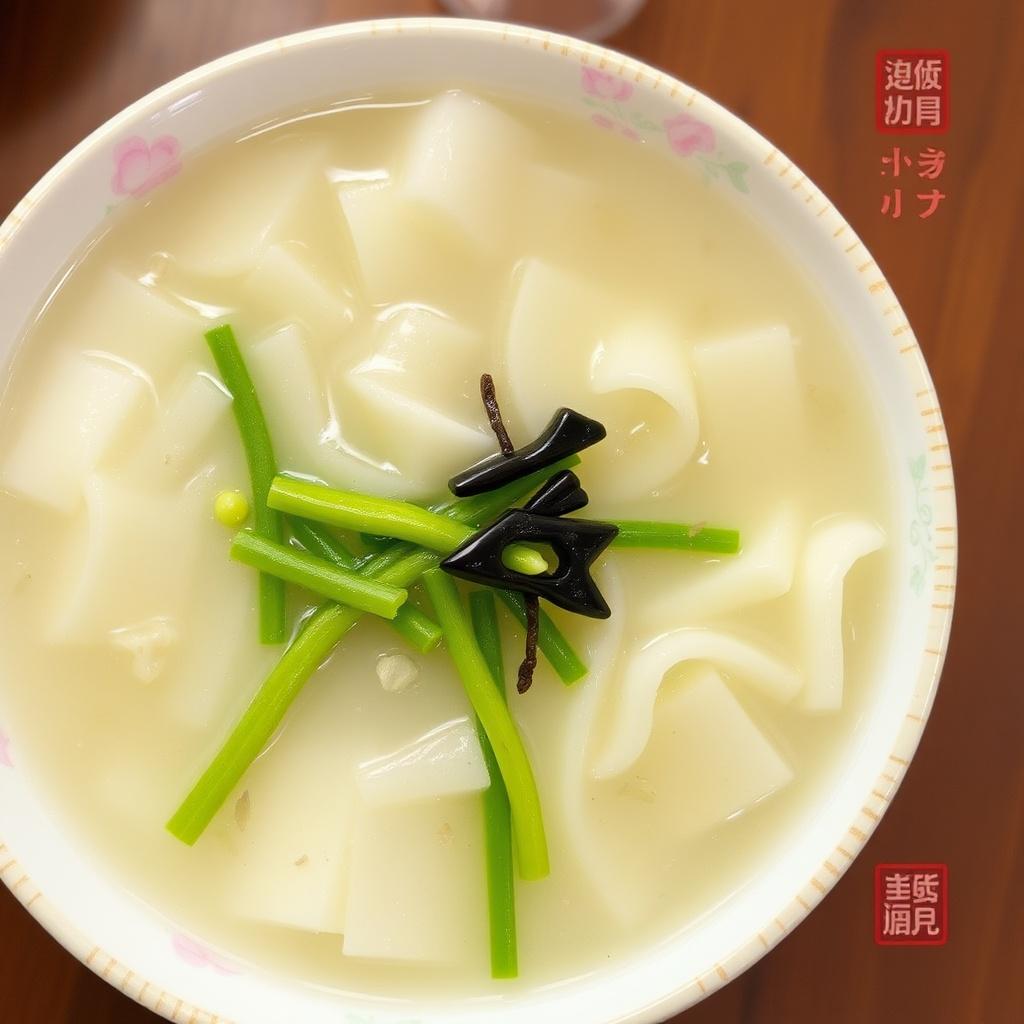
{"left": 441, "top": 509, "right": 618, "bottom": 619}
{"left": 517, "top": 597, "right": 540, "bottom": 694}
{"left": 523, "top": 469, "right": 590, "bottom": 518}
{"left": 448, "top": 408, "right": 607, "bottom": 497}
{"left": 480, "top": 373, "right": 515, "bottom": 456}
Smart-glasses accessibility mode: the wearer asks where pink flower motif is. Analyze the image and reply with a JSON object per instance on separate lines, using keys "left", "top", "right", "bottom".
{"left": 581, "top": 67, "right": 634, "bottom": 102}
{"left": 663, "top": 113, "right": 716, "bottom": 157}
{"left": 0, "top": 729, "right": 12, "bottom": 769}
{"left": 111, "top": 135, "right": 182, "bottom": 198}
{"left": 591, "top": 114, "right": 641, "bottom": 143}
{"left": 171, "top": 933, "right": 241, "bottom": 975}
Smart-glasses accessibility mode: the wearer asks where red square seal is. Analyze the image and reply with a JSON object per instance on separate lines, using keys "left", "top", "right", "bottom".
{"left": 876, "top": 50, "right": 950, "bottom": 134}
{"left": 875, "top": 863, "right": 948, "bottom": 946}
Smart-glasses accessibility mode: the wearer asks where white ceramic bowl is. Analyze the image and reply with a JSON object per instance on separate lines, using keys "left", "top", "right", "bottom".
{"left": 0, "top": 18, "right": 956, "bottom": 1024}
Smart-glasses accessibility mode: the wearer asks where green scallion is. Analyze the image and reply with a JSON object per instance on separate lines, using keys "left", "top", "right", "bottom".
{"left": 608, "top": 520, "right": 740, "bottom": 554}
{"left": 289, "top": 517, "right": 442, "bottom": 654}
{"left": 168, "top": 468, "right": 568, "bottom": 845}
{"left": 268, "top": 476, "right": 548, "bottom": 576}
{"left": 205, "top": 325, "right": 286, "bottom": 644}
{"left": 230, "top": 531, "right": 407, "bottom": 620}
{"left": 422, "top": 569, "right": 548, "bottom": 882}
{"left": 497, "top": 590, "right": 587, "bottom": 685}
{"left": 469, "top": 590, "right": 518, "bottom": 979}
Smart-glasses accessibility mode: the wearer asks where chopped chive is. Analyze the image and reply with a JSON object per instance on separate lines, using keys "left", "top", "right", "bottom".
{"left": 289, "top": 517, "right": 358, "bottom": 570}
{"left": 168, "top": 472, "right": 563, "bottom": 845}
{"left": 497, "top": 590, "right": 587, "bottom": 685}
{"left": 357, "top": 540, "right": 419, "bottom": 576}
{"left": 422, "top": 569, "right": 548, "bottom": 882}
{"left": 359, "top": 532, "right": 393, "bottom": 552}
{"left": 428, "top": 453, "right": 581, "bottom": 526}
{"left": 205, "top": 325, "right": 286, "bottom": 644}
{"left": 268, "top": 476, "right": 548, "bottom": 576}
{"left": 608, "top": 520, "right": 740, "bottom": 555}
{"left": 290, "top": 518, "right": 441, "bottom": 654}
{"left": 230, "top": 531, "right": 407, "bottom": 620}
{"left": 167, "top": 545, "right": 440, "bottom": 845}
{"left": 386, "top": 603, "right": 444, "bottom": 655}
{"left": 471, "top": 591, "right": 508, "bottom": 697}
{"left": 469, "top": 590, "right": 518, "bottom": 979}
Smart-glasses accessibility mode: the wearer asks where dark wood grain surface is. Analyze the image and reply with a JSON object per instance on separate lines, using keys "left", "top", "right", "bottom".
{"left": 1, "top": 1, "right": 1021, "bottom": 1021}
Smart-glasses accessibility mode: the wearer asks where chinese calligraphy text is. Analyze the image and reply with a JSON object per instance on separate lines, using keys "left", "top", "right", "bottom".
{"left": 880, "top": 146, "right": 947, "bottom": 220}
{"left": 875, "top": 863, "right": 948, "bottom": 946}
{"left": 876, "top": 51, "right": 950, "bottom": 134}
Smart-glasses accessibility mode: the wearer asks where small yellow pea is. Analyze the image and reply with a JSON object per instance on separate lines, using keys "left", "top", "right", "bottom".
{"left": 214, "top": 489, "right": 250, "bottom": 527}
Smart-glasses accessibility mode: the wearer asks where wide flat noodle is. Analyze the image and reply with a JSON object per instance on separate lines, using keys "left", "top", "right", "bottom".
{"left": 349, "top": 305, "right": 482, "bottom": 420}
{"left": 51, "top": 473, "right": 204, "bottom": 642}
{"left": 504, "top": 259, "right": 700, "bottom": 502}
{"left": 165, "top": 142, "right": 331, "bottom": 278}
{"left": 337, "top": 179, "right": 486, "bottom": 312}
{"left": 508, "top": 559, "right": 634, "bottom": 925}
{"left": 572, "top": 665, "right": 793, "bottom": 924}
{"left": 625, "top": 504, "right": 800, "bottom": 629}
{"left": 246, "top": 323, "right": 415, "bottom": 496}
{"left": 342, "top": 793, "right": 487, "bottom": 965}
{"left": 691, "top": 323, "right": 804, "bottom": 502}
{"left": 159, "top": 528, "right": 279, "bottom": 730}
{"left": 55, "top": 271, "right": 208, "bottom": 383}
{"left": 592, "top": 628, "right": 801, "bottom": 780}
{"left": 627, "top": 664, "right": 793, "bottom": 839}
{"left": 341, "top": 305, "right": 493, "bottom": 495}
{"left": 355, "top": 717, "right": 489, "bottom": 807}
{"left": 126, "top": 370, "right": 231, "bottom": 487}
{"left": 241, "top": 242, "right": 355, "bottom": 344}
{"left": 798, "top": 517, "right": 886, "bottom": 712}
{"left": 1, "top": 351, "right": 147, "bottom": 513}
{"left": 402, "top": 90, "right": 533, "bottom": 251}
{"left": 224, "top": 686, "right": 360, "bottom": 935}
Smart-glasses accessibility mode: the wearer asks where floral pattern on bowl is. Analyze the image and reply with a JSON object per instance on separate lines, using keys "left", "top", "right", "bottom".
{"left": 111, "top": 136, "right": 183, "bottom": 199}
{"left": 909, "top": 454, "right": 936, "bottom": 595}
{"left": 580, "top": 68, "right": 749, "bottom": 193}
{"left": 171, "top": 933, "right": 242, "bottom": 976}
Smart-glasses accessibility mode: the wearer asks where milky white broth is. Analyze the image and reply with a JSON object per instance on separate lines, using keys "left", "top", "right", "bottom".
{"left": 0, "top": 90, "right": 895, "bottom": 996}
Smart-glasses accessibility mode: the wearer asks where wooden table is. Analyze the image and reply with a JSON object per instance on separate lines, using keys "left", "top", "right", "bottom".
{"left": 1, "top": 1, "right": 1020, "bottom": 1021}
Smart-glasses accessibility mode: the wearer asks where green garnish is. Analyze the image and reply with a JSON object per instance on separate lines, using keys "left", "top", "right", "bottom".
{"left": 608, "top": 520, "right": 740, "bottom": 554}
{"left": 385, "top": 603, "right": 444, "bottom": 655}
{"left": 288, "top": 517, "right": 359, "bottom": 569}
{"left": 432, "top": 454, "right": 581, "bottom": 525}
{"left": 422, "top": 569, "right": 549, "bottom": 882}
{"left": 358, "top": 532, "right": 393, "bottom": 552}
{"left": 213, "top": 489, "right": 250, "bottom": 527}
{"left": 497, "top": 590, "right": 587, "bottom": 685}
{"left": 168, "top": 467, "right": 570, "bottom": 845}
{"left": 289, "top": 517, "right": 442, "bottom": 653}
{"left": 170, "top": 322, "right": 752, "bottom": 990}
{"left": 230, "top": 531, "right": 408, "bottom": 621}
{"left": 469, "top": 590, "right": 517, "bottom": 979}
{"left": 267, "top": 476, "right": 549, "bottom": 576}
{"left": 205, "top": 325, "right": 286, "bottom": 644}
{"left": 167, "top": 545, "right": 440, "bottom": 845}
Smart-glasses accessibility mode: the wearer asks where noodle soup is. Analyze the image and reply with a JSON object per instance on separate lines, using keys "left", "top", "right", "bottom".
{"left": 0, "top": 89, "right": 894, "bottom": 995}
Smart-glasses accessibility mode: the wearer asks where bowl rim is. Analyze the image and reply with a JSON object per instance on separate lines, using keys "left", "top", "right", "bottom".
{"left": 0, "top": 15, "right": 957, "bottom": 1024}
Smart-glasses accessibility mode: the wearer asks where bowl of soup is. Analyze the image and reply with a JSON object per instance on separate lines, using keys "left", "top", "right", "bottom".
{"left": 0, "top": 17, "right": 955, "bottom": 1024}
